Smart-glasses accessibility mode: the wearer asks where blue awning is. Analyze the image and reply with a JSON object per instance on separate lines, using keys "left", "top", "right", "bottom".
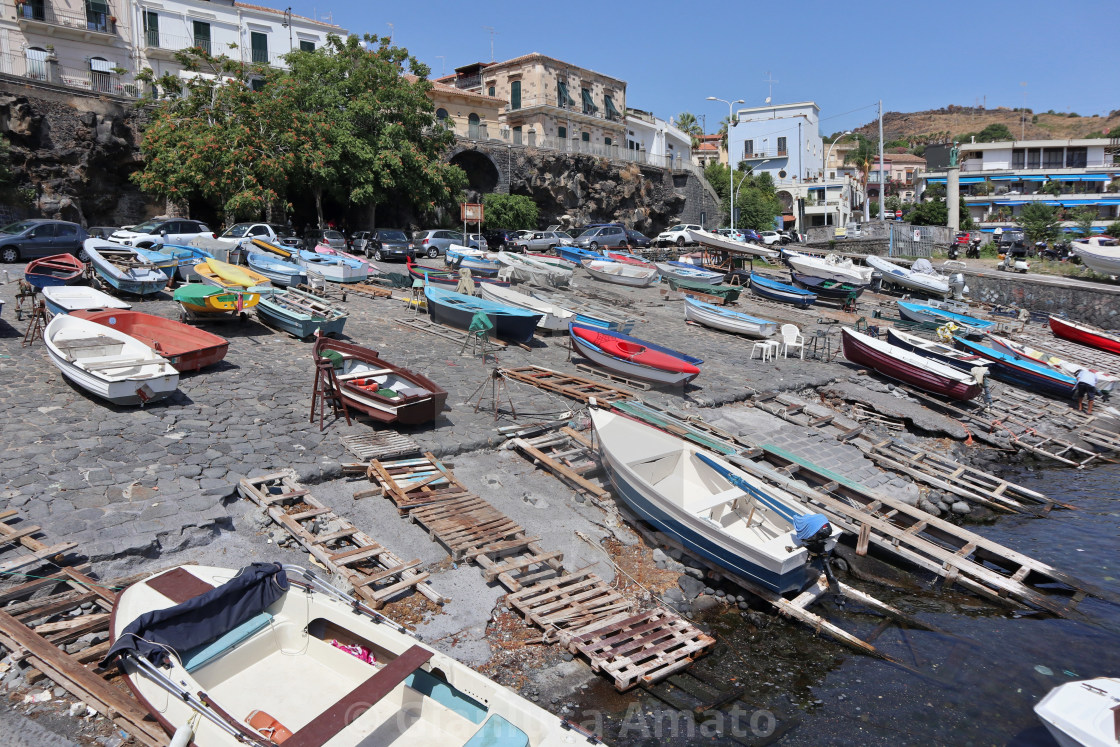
{"left": 925, "top": 178, "right": 946, "bottom": 184}
{"left": 959, "top": 177, "right": 986, "bottom": 184}
{"left": 1021, "top": 176, "right": 1048, "bottom": 181}
{"left": 988, "top": 176, "right": 1019, "bottom": 181}
{"left": 1060, "top": 198, "right": 1120, "bottom": 206}
{"left": 994, "top": 200, "right": 1028, "bottom": 205}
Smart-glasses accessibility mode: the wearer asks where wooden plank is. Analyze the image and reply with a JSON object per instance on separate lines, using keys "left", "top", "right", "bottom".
{"left": 0, "top": 543, "right": 78, "bottom": 574}
{"left": 482, "top": 552, "right": 564, "bottom": 582}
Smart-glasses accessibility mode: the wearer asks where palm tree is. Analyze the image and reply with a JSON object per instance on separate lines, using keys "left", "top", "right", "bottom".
{"left": 718, "top": 115, "right": 733, "bottom": 152}
{"left": 845, "top": 135, "right": 878, "bottom": 220}
{"left": 675, "top": 111, "right": 703, "bottom": 148}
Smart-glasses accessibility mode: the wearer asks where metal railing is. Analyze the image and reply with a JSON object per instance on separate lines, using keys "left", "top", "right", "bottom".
{"left": 17, "top": 1, "right": 117, "bottom": 34}
{"left": 144, "top": 30, "right": 195, "bottom": 50}
{"left": 504, "top": 95, "right": 623, "bottom": 123}
{"left": 0, "top": 49, "right": 139, "bottom": 98}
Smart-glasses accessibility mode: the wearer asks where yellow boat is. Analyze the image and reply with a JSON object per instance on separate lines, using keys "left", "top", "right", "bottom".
{"left": 173, "top": 283, "right": 261, "bottom": 313}
{"left": 195, "top": 259, "right": 272, "bottom": 291}
{"left": 250, "top": 237, "right": 294, "bottom": 259}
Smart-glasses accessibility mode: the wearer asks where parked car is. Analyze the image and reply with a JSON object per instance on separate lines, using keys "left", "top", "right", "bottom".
{"left": 109, "top": 218, "right": 214, "bottom": 249}
{"left": 483, "top": 228, "right": 522, "bottom": 250}
{"left": 348, "top": 230, "right": 372, "bottom": 254}
{"left": 86, "top": 226, "right": 117, "bottom": 240}
{"left": 574, "top": 224, "right": 629, "bottom": 250}
{"left": 513, "top": 231, "right": 576, "bottom": 253}
{"left": 412, "top": 229, "right": 483, "bottom": 258}
{"left": 0, "top": 219, "right": 88, "bottom": 262}
{"left": 468, "top": 234, "right": 489, "bottom": 252}
{"left": 625, "top": 229, "right": 652, "bottom": 250}
{"left": 365, "top": 228, "right": 415, "bottom": 261}
{"left": 304, "top": 228, "right": 347, "bottom": 251}
{"left": 655, "top": 224, "right": 702, "bottom": 247}
{"left": 758, "top": 230, "right": 782, "bottom": 245}
{"left": 998, "top": 230, "right": 1027, "bottom": 253}
{"left": 219, "top": 222, "right": 302, "bottom": 249}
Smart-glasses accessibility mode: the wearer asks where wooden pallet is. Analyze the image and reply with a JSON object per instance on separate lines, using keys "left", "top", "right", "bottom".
{"left": 574, "top": 363, "right": 653, "bottom": 391}
{"left": 346, "top": 283, "right": 393, "bottom": 299}
{"left": 505, "top": 568, "right": 632, "bottom": 634}
{"left": 498, "top": 365, "right": 637, "bottom": 404}
{"left": 0, "top": 568, "right": 168, "bottom": 746}
{"left": 0, "top": 509, "right": 78, "bottom": 576}
{"left": 238, "top": 472, "right": 443, "bottom": 608}
{"left": 339, "top": 431, "right": 421, "bottom": 461}
{"left": 509, "top": 427, "right": 609, "bottom": 503}
{"left": 367, "top": 454, "right": 472, "bottom": 513}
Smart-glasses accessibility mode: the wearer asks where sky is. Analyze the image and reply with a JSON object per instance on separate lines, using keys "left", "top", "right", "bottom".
{"left": 287, "top": 0, "right": 1119, "bottom": 136}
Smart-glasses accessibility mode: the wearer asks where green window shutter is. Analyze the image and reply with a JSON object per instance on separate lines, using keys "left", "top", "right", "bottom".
{"left": 250, "top": 32, "right": 269, "bottom": 64}
{"left": 581, "top": 88, "right": 596, "bottom": 114}
{"left": 605, "top": 95, "right": 620, "bottom": 120}
{"left": 299, "top": 40, "right": 315, "bottom": 52}
{"left": 581, "top": 132, "right": 590, "bottom": 142}
{"left": 510, "top": 80, "right": 521, "bottom": 110}
{"left": 557, "top": 81, "right": 570, "bottom": 108}
{"left": 143, "top": 11, "right": 158, "bottom": 46}
{"left": 193, "top": 21, "right": 211, "bottom": 54}
{"left": 558, "top": 126, "right": 566, "bottom": 139}
{"left": 488, "top": 85, "right": 495, "bottom": 97}
{"left": 87, "top": 0, "right": 109, "bottom": 13}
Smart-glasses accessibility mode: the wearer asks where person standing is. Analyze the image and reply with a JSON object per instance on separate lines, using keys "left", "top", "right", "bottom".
{"left": 1075, "top": 367, "right": 1098, "bottom": 415}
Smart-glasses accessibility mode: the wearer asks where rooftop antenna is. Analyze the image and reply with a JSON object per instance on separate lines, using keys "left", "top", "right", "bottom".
{"left": 435, "top": 55, "right": 445, "bottom": 76}
{"left": 763, "top": 71, "right": 778, "bottom": 104}
{"left": 386, "top": 23, "right": 393, "bottom": 44}
{"left": 482, "top": 26, "right": 497, "bottom": 62}
{"left": 1020, "top": 81, "right": 1027, "bottom": 139}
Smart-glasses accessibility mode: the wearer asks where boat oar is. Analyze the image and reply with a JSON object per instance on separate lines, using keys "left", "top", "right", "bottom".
{"left": 693, "top": 452, "right": 801, "bottom": 523}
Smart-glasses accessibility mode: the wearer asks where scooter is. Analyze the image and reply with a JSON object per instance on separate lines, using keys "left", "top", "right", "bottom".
{"left": 947, "top": 243, "right": 960, "bottom": 261}
{"left": 997, "top": 249, "right": 1030, "bottom": 273}
{"left": 965, "top": 238, "right": 981, "bottom": 259}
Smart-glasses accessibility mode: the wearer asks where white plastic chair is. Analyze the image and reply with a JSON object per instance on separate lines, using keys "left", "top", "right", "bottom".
{"left": 780, "top": 324, "right": 805, "bottom": 359}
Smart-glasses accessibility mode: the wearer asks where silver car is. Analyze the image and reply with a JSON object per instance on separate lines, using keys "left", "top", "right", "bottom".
{"left": 413, "top": 229, "right": 485, "bottom": 258}
{"left": 512, "top": 231, "right": 575, "bottom": 253}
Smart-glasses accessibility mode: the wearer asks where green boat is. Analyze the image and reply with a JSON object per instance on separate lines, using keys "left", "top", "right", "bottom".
{"left": 173, "top": 283, "right": 260, "bottom": 313}
{"left": 667, "top": 276, "right": 742, "bottom": 303}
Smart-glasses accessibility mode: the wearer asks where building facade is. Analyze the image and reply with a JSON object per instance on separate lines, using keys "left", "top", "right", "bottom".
{"left": 692, "top": 133, "right": 724, "bottom": 169}
{"left": 0, "top": 0, "right": 343, "bottom": 98}
{"left": 425, "top": 78, "right": 504, "bottom": 141}
{"left": 726, "top": 101, "right": 823, "bottom": 184}
{"left": 623, "top": 107, "right": 692, "bottom": 170}
{"left": 865, "top": 153, "right": 925, "bottom": 204}
{"left": 920, "top": 138, "right": 1119, "bottom": 233}
{"left": 437, "top": 54, "right": 626, "bottom": 156}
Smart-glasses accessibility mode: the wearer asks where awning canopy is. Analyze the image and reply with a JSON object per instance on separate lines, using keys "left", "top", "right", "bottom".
{"left": 89, "top": 57, "right": 114, "bottom": 72}
{"left": 581, "top": 88, "right": 597, "bottom": 113}
{"left": 604, "top": 95, "right": 619, "bottom": 119}
{"left": 86, "top": 0, "right": 110, "bottom": 13}
{"left": 1051, "top": 174, "right": 1111, "bottom": 182}
{"left": 959, "top": 177, "right": 986, "bottom": 184}
{"left": 557, "top": 81, "right": 574, "bottom": 107}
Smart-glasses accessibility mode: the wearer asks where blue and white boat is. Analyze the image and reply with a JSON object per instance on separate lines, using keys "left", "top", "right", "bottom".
{"left": 866, "top": 255, "right": 950, "bottom": 297}
{"left": 247, "top": 253, "right": 307, "bottom": 287}
{"left": 296, "top": 250, "right": 366, "bottom": 283}
{"left": 556, "top": 245, "right": 608, "bottom": 265}
{"left": 897, "top": 301, "right": 994, "bottom": 336}
{"left": 656, "top": 262, "right": 725, "bottom": 285}
{"left": 424, "top": 281, "right": 542, "bottom": 344}
{"left": 155, "top": 244, "right": 214, "bottom": 282}
{"left": 255, "top": 288, "right": 347, "bottom": 338}
{"left": 749, "top": 273, "right": 816, "bottom": 307}
{"left": 131, "top": 246, "right": 180, "bottom": 281}
{"left": 82, "top": 240, "right": 169, "bottom": 297}
{"left": 953, "top": 336, "right": 1077, "bottom": 398}
{"left": 683, "top": 296, "right": 777, "bottom": 338}
{"left": 40, "top": 285, "right": 131, "bottom": 316}
{"left": 591, "top": 408, "right": 837, "bottom": 593}
{"left": 446, "top": 245, "right": 501, "bottom": 275}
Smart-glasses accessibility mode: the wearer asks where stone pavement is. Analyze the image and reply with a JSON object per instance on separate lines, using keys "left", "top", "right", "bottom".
{"left": 0, "top": 259, "right": 858, "bottom": 566}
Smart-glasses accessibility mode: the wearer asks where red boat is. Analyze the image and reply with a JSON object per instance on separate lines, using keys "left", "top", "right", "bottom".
{"left": 841, "top": 327, "right": 983, "bottom": 401}
{"left": 314, "top": 337, "right": 447, "bottom": 425}
{"left": 71, "top": 309, "right": 229, "bottom": 372}
{"left": 1049, "top": 315, "right": 1120, "bottom": 357}
{"left": 568, "top": 323, "right": 702, "bottom": 386}
{"left": 604, "top": 251, "right": 655, "bottom": 268}
{"left": 24, "top": 253, "right": 85, "bottom": 289}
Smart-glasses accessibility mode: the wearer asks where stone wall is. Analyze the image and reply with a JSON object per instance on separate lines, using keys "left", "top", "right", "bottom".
{"left": 0, "top": 78, "right": 155, "bottom": 226}
{"left": 964, "top": 271, "right": 1120, "bottom": 329}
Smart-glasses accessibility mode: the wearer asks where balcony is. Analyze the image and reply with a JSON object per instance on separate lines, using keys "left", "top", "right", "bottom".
{"left": 741, "top": 150, "right": 788, "bottom": 160}
{"left": 143, "top": 31, "right": 199, "bottom": 60}
{"left": 17, "top": 1, "right": 118, "bottom": 42}
{"left": 0, "top": 49, "right": 139, "bottom": 98}
{"left": 454, "top": 72, "right": 481, "bottom": 90}
{"left": 504, "top": 95, "right": 624, "bottom": 125}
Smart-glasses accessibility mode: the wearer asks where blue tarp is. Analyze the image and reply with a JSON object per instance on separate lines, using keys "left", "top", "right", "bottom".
{"left": 102, "top": 563, "right": 287, "bottom": 669}
{"left": 794, "top": 514, "right": 830, "bottom": 543}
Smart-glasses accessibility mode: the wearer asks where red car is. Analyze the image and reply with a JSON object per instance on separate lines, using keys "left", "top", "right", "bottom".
{"left": 954, "top": 231, "right": 973, "bottom": 245}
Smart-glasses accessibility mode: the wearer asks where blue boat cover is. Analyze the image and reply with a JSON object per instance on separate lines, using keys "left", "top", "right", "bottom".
{"left": 102, "top": 563, "right": 287, "bottom": 670}
{"left": 794, "top": 513, "right": 830, "bottom": 542}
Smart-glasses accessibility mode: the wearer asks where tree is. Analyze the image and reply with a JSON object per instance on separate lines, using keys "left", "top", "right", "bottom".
{"left": 702, "top": 162, "right": 780, "bottom": 230}
{"left": 910, "top": 196, "right": 973, "bottom": 229}
{"left": 1016, "top": 203, "right": 1061, "bottom": 245}
{"left": 844, "top": 135, "right": 878, "bottom": 219}
{"left": 974, "top": 123, "right": 1014, "bottom": 142}
{"left": 482, "top": 194, "right": 538, "bottom": 230}
{"left": 674, "top": 112, "right": 703, "bottom": 148}
{"left": 1071, "top": 207, "right": 1097, "bottom": 238}
{"left": 284, "top": 34, "right": 466, "bottom": 228}
{"left": 1041, "top": 179, "right": 1062, "bottom": 196}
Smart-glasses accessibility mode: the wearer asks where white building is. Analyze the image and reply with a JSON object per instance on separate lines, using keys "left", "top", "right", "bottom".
{"left": 623, "top": 107, "right": 692, "bottom": 170}
{"left": 0, "top": 0, "right": 343, "bottom": 98}
{"left": 921, "top": 139, "right": 1120, "bottom": 233}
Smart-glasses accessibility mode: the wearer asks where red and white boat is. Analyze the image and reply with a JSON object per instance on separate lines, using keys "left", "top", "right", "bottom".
{"left": 1050, "top": 315, "right": 1120, "bottom": 358}
{"left": 988, "top": 333, "right": 1118, "bottom": 391}
{"left": 841, "top": 327, "right": 984, "bottom": 401}
{"left": 72, "top": 309, "right": 229, "bottom": 372}
{"left": 569, "top": 322, "right": 701, "bottom": 386}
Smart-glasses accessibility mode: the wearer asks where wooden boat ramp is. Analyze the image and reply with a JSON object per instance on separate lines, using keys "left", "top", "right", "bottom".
{"left": 361, "top": 453, "right": 716, "bottom": 690}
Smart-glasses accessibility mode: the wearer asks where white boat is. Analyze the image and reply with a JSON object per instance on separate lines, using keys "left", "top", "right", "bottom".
{"left": 529, "top": 289, "right": 636, "bottom": 333}
{"left": 446, "top": 245, "right": 500, "bottom": 274}
{"left": 866, "top": 255, "right": 951, "bottom": 296}
{"left": 655, "top": 262, "right": 725, "bottom": 285}
{"left": 581, "top": 258, "right": 660, "bottom": 287}
{"left": 1071, "top": 236, "right": 1120, "bottom": 275}
{"left": 44, "top": 315, "right": 179, "bottom": 405}
{"left": 683, "top": 296, "right": 776, "bottom": 338}
{"left": 479, "top": 283, "right": 576, "bottom": 331}
{"left": 685, "top": 228, "right": 779, "bottom": 258}
{"left": 297, "top": 250, "right": 367, "bottom": 283}
{"left": 494, "top": 251, "right": 573, "bottom": 287}
{"left": 783, "top": 251, "right": 874, "bottom": 284}
{"left": 987, "top": 334, "right": 1118, "bottom": 392}
{"left": 1034, "top": 677, "right": 1120, "bottom": 747}
{"left": 41, "top": 285, "right": 132, "bottom": 316}
{"left": 591, "top": 408, "right": 837, "bottom": 593}
{"left": 104, "top": 563, "right": 584, "bottom": 747}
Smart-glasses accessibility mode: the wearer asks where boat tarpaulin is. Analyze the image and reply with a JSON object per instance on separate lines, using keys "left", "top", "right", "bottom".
{"left": 102, "top": 562, "right": 287, "bottom": 669}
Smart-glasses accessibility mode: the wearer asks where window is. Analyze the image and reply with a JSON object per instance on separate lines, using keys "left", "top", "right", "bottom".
{"left": 1043, "top": 148, "right": 1063, "bottom": 169}
{"left": 193, "top": 21, "right": 212, "bottom": 54}
{"left": 1011, "top": 148, "right": 1026, "bottom": 169}
{"left": 89, "top": 57, "right": 112, "bottom": 93}
{"left": 250, "top": 32, "right": 269, "bottom": 64}
{"left": 299, "top": 40, "right": 315, "bottom": 53}
{"left": 777, "top": 137, "right": 787, "bottom": 155}
{"left": 468, "top": 113, "right": 480, "bottom": 139}
{"left": 557, "top": 80, "right": 574, "bottom": 108}
{"left": 744, "top": 140, "right": 753, "bottom": 156}
{"left": 435, "top": 108, "right": 448, "bottom": 121}
{"left": 250, "top": 78, "right": 265, "bottom": 92}
{"left": 1066, "top": 147, "right": 1087, "bottom": 168}
{"left": 581, "top": 87, "right": 596, "bottom": 115}
{"left": 605, "top": 137, "right": 612, "bottom": 147}
{"left": 25, "top": 47, "right": 48, "bottom": 81}
{"left": 1027, "top": 149, "right": 1041, "bottom": 169}
{"left": 488, "top": 86, "right": 495, "bottom": 97}
{"left": 21, "top": 0, "right": 45, "bottom": 21}
{"left": 56, "top": 224, "right": 77, "bottom": 236}
{"left": 513, "top": 126, "right": 522, "bottom": 145}
{"left": 144, "top": 11, "right": 159, "bottom": 47}
{"left": 557, "top": 126, "right": 566, "bottom": 140}
{"left": 85, "top": 0, "right": 111, "bottom": 33}
{"left": 510, "top": 81, "right": 521, "bottom": 110}
{"left": 604, "top": 95, "right": 620, "bottom": 121}
{"left": 581, "top": 132, "right": 590, "bottom": 143}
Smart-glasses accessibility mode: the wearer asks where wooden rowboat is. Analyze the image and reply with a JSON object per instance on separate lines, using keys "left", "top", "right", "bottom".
{"left": 987, "top": 333, "right": 1117, "bottom": 391}
{"left": 24, "top": 253, "right": 85, "bottom": 289}
{"left": 256, "top": 288, "right": 347, "bottom": 338}
{"left": 72, "top": 309, "right": 229, "bottom": 372}
{"left": 41, "top": 285, "right": 131, "bottom": 316}
{"left": 424, "top": 282, "right": 542, "bottom": 343}
{"left": 581, "top": 259, "right": 660, "bottom": 288}
{"left": 195, "top": 259, "right": 273, "bottom": 292}
{"left": 840, "top": 327, "right": 984, "bottom": 401}
{"left": 749, "top": 273, "right": 816, "bottom": 307}
{"left": 1049, "top": 315, "right": 1120, "bottom": 358}
{"left": 82, "top": 240, "right": 169, "bottom": 297}
{"left": 683, "top": 296, "right": 776, "bottom": 338}
{"left": 173, "top": 284, "right": 260, "bottom": 314}
{"left": 316, "top": 337, "right": 446, "bottom": 425}
{"left": 953, "top": 335, "right": 1077, "bottom": 398}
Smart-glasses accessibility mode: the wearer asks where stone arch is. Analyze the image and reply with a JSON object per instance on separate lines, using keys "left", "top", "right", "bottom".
{"left": 467, "top": 112, "right": 480, "bottom": 139}
{"left": 449, "top": 148, "right": 501, "bottom": 198}
{"left": 776, "top": 190, "right": 795, "bottom": 213}
{"left": 436, "top": 107, "right": 448, "bottom": 121}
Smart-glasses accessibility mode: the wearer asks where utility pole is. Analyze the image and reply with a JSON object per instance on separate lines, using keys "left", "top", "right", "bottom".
{"left": 1020, "top": 82, "right": 1028, "bottom": 139}
{"left": 482, "top": 26, "right": 496, "bottom": 62}
{"left": 878, "top": 99, "right": 885, "bottom": 221}
{"left": 435, "top": 55, "right": 445, "bottom": 76}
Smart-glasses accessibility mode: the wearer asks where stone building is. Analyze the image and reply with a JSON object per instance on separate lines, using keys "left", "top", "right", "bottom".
{"left": 423, "top": 78, "right": 505, "bottom": 141}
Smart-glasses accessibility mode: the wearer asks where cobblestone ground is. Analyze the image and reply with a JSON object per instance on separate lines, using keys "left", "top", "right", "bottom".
{"left": 0, "top": 259, "right": 852, "bottom": 565}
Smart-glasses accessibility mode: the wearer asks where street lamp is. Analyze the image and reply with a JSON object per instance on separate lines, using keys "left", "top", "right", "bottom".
{"left": 707, "top": 96, "right": 745, "bottom": 231}
{"left": 732, "top": 159, "right": 770, "bottom": 236}
{"left": 824, "top": 131, "right": 853, "bottom": 228}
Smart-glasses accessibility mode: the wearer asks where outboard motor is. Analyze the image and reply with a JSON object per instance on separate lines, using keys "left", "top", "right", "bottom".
{"left": 948, "top": 272, "right": 967, "bottom": 300}
{"left": 794, "top": 513, "right": 833, "bottom": 557}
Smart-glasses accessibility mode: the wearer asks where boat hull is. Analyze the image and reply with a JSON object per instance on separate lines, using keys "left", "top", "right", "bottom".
{"left": 749, "top": 274, "right": 816, "bottom": 307}
{"left": 790, "top": 272, "right": 869, "bottom": 300}
{"left": 953, "top": 336, "right": 1076, "bottom": 397}
{"left": 316, "top": 337, "right": 446, "bottom": 425}
{"left": 256, "top": 290, "right": 347, "bottom": 339}
{"left": 866, "top": 255, "right": 950, "bottom": 296}
{"left": 41, "top": 286, "right": 131, "bottom": 315}
{"left": 582, "top": 260, "right": 660, "bottom": 288}
{"left": 841, "top": 328, "right": 982, "bottom": 401}
{"left": 667, "top": 276, "right": 740, "bottom": 302}
{"left": 683, "top": 296, "right": 776, "bottom": 338}
{"left": 556, "top": 246, "right": 605, "bottom": 265}
{"left": 247, "top": 254, "right": 306, "bottom": 287}
{"left": 655, "top": 262, "right": 724, "bottom": 285}
{"left": 1049, "top": 315, "right": 1120, "bottom": 357}
{"left": 897, "top": 301, "right": 993, "bottom": 334}
{"left": 785, "top": 254, "right": 871, "bottom": 284}
{"left": 479, "top": 284, "right": 571, "bottom": 331}
{"left": 685, "top": 229, "right": 780, "bottom": 258}
{"left": 425, "top": 284, "right": 541, "bottom": 344}
{"left": 884, "top": 327, "right": 983, "bottom": 373}
{"left": 569, "top": 323, "right": 701, "bottom": 386}
{"left": 71, "top": 310, "right": 229, "bottom": 372}
{"left": 25, "top": 254, "right": 85, "bottom": 289}
{"left": 1071, "top": 240, "right": 1120, "bottom": 275}
{"left": 84, "top": 242, "right": 169, "bottom": 297}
